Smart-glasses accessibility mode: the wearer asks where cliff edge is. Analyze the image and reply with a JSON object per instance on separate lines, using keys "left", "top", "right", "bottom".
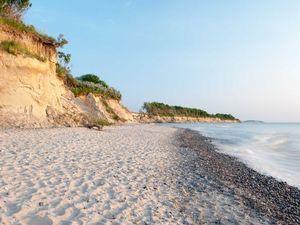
{"left": 0, "top": 24, "right": 133, "bottom": 128}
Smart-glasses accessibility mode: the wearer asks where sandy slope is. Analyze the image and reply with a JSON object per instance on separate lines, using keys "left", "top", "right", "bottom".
{"left": 0, "top": 125, "right": 269, "bottom": 224}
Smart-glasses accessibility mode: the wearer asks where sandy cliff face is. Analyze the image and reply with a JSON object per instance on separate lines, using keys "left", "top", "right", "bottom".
{"left": 72, "top": 94, "right": 134, "bottom": 124}
{"left": 0, "top": 27, "right": 67, "bottom": 127}
{"left": 0, "top": 25, "right": 236, "bottom": 128}
{"left": 107, "top": 99, "right": 134, "bottom": 122}
{"left": 0, "top": 24, "right": 56, "bottom": 62}
{"left": 0, "top": 50, "right": 133, "bottom": 127}
{"left": 0, "top": 50, "right": 85, "bottom": 127}
{"left": 0, "top": 26, "right": 134, "bottom": 128}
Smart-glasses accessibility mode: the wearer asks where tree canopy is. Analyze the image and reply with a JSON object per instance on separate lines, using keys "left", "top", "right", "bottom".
{"left": 142, "top": 102, "right": 237, "bottom": 120}
{"left": 0, "top": 0, "right": 31, "bottom": 21}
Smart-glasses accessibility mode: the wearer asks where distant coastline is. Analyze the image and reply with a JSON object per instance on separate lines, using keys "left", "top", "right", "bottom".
{"left": 0, "top": 20, "right": 238, "bottom": 128}
{"left": 243, "top": 120, "right": 264, "bottom": 123}
{"left": 133, "top": 113, "right": 240, "bottom": 124}
{"left": 134, "top": 102, "right": 240, "bottom": 124}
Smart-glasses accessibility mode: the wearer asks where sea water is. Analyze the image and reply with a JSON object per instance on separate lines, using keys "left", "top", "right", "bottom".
{"left": 167, "top": 122, "right": 300, "bottom": 189}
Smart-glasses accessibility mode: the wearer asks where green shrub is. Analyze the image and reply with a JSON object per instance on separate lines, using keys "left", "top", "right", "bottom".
{"left": 56, "top": 63, "right": 70, "bottom": 78}
{"left": 63, "top": 73, "right": 78, "bottom": 87}
{"left": 0, "top": 40, "right": 45, "bottom": 61}
{"left": 56, "top": 49, "right": 72, "bottom": 79}
{"left": 0, "top": 40, "right": 23, "bottom": 54}
{"left": 142, "top": 102, "right": 237, "bottom": 120}
{"left": 77, "top": 74, "right": 109, "bottom": 88}
{"left": 142, "top": 102, "right": 210, "bottom": 118}
{"left": 59, "top": 73, "right": 122, "bottom": 101}
{"left": 71, "top": 86, "right": 104, "bottom": 96}
{"left": 214, "top": 113, "right": 236, "bottom": 120}
{"left": 70, "top": 80, "right": 121, "bottom": 101}
{"left": 88, "top": 118, "right": 113, "bottom": 127}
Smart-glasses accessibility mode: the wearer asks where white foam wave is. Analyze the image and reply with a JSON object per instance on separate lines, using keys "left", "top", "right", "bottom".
{"left": 170, "top": 123, "right": 300, "bottom": 188}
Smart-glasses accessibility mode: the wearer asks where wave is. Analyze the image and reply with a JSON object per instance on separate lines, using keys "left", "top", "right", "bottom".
{"left": 170, "top": 123, "right": 300, "bottom": 188}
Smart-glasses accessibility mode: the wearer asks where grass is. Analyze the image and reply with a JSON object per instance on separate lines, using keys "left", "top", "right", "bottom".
{"left": 0, "top": 17, "right": 56, "bottom": 43}
{"left": 56, "top": 64, "right": 71, "bottom": 78}
{"left": 102, "top": 99, "right": 114, "bottom": 114}
{"left": 88, "top": 118, "right": 113, "bottom": 127}
{"left": 0, "top": 40, "right": 46, "bottom": 61}
{"left": 61, "top": 73, "right": 79, "bottom": 87}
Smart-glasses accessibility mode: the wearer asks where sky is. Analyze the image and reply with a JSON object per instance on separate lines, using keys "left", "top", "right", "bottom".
{"left": 25, "top": 0, "right": 300, "bottom": 122}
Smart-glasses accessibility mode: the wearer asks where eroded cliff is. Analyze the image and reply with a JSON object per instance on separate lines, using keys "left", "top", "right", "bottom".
{"left": 0, "top": 24, "right": 133, "bottom": 128}
{"left": 132, "top": 113, "right": 240, "bottom": 124}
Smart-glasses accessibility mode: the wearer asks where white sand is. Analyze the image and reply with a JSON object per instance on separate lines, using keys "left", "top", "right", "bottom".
{"left": 0, "top": 125, "right": 269, "bottom": 224}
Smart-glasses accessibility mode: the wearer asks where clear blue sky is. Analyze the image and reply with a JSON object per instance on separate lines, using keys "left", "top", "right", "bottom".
{"left": 25, "top": 0, "right": 300, "bottom": 122}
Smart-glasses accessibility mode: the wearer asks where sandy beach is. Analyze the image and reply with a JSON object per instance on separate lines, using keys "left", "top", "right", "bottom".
{"left": 0, "top": 125, "right": 299, "bottom": 224}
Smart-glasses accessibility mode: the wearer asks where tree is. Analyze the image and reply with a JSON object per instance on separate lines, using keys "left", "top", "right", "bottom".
{"left": 56, "top": 51, "right": 71, "bottom": 77}
{"left": 56, "top": 34, "right": 68, "bottom": 48}
{"left": 0, "top": 0, "right": 32, "bottom": 21}
{"left": 58, "top": 51, "right": 71, "bottom": 68}
{"left": 56, "top": 34, "right": 71, "bottom": 77}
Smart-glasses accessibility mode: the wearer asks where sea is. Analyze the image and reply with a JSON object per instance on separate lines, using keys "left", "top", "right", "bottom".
{"left": 166, "top": 122, "right": 300, "bottom": 189}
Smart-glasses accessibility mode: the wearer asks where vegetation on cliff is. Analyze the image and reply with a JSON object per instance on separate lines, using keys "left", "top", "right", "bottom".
{"left": 1, "top": 0, "right": 122, "bottom": 103}
{"left": 56, "top": 49, "right": 71, "bottom": 76}
{"left": 0, "top": 0, "right": 31, "bottom": 21}
{"left": 73, "top": 74, "right": 121, "bottom": 100}
{"left": 0, "top": 40, "right": 46, "bottom": 61}
{"left": 214, "top": 113, "right": 237, "bottom": 120}
{"left": 88, "top": 118, "right": 113, "bottom": 127}
{"left": 60, "top": 73, "right": 122, "bottom": 101}
{"left": 0, "top": 17, "right": 56, "bottom": 43}
{"left": 0, "top": 1, "right": 129, "bottom": 127}
{"left": 77, "top": 74, "right": 109, "bottom": 88}
{"left": 54, "top": 37, "right": 121, "bottom": 101}
{"left": 0, "top": 1, "right": 68, "bottom": 45}
{"left": 70, "top": 80, "right": 122, "bottom": 101}
{"left": 142, "top": 102, "right": 237, "bottom": 120}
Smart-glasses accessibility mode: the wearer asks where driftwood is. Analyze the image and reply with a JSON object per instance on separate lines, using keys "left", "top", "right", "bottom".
{"left": 85, "top": 124, "right": 103, "bottom": 131}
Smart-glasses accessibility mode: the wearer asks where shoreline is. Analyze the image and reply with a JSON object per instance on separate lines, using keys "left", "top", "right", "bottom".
{"left": 176, "top": 128, "right": 300, "bottom": 224}
{"left": 0, "top": 124, "right": 299, "bottom": 224}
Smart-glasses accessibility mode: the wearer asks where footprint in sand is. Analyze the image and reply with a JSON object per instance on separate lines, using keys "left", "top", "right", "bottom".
{"left": 94, "top": 179, "right": 105, "bottom": 187}
{"left": 5, "top": 203, "right": 21, "bottom": 216}
{"left": 26, "top": 215, "right": 53, "bottom": 225}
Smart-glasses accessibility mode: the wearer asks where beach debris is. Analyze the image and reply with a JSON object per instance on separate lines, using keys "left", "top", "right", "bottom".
{"left": 85, "top": 124, "right": 103, "bottom": 131}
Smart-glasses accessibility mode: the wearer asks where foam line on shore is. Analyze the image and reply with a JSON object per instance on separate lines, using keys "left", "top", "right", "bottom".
{"left": 177, "top": 128, "right": 300, "bottom": 224}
